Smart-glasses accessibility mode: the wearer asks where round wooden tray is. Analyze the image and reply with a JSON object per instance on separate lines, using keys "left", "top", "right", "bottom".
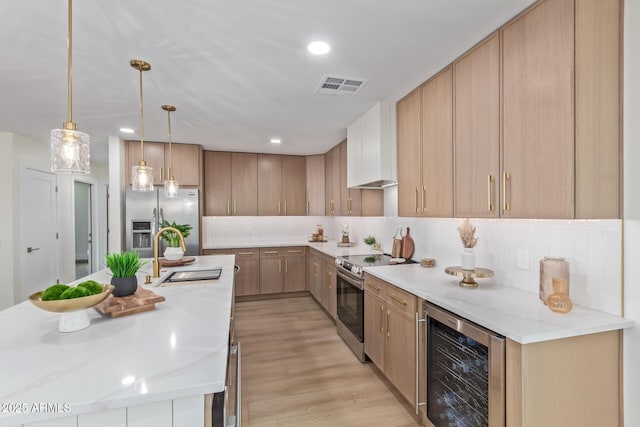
{"left": 444, "top": 266, "right": 494, "bottom": 288}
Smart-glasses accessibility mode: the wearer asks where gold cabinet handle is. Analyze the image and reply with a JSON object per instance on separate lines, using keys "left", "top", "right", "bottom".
{"left": 284, "top": 200, "right": 287, "bottom": 214}
{"left": 415, "top": 187, "right": 419, "bottom": 213}
{"left": 307, "top": 200, "right": 310, "bottom": 215}
{"left": 160, "top": 167, "right": 163, "bottom": 182}
{"left": 285, "top": 259, "right": 288, "bottom": 273}
{"left": 386, "top": 309, "right": 390, "bottom": 337}
{"left": 227, "top": 200, "right": 231, "bottom": 215}
{"left": 238, "top": 251, "right": 254, "bottom": 255}
{"left": 233, "top": 201, "right": 237, "bottom": 215}
{"left": 278, "top": 259, "right": 282, "bottom": 273}
{"left": 278, "top": 201, "right": 281, "bottom": 215}
{"left": 502, "top": 172, "right": 511, "bottom": 212}
{"left": 264, "top": 250, "right": 279, "bottom": 254}
{"left": 389, "top": 294, "right": 407, "bottom": 306}
{"left": 487, "top": 175, "right": 494, "bottom": 212}
{"left": 313, "top": 262, "right": 317, "bottom": 277}
{"left": 288, "top": 250, "right": 302, "bottom": 254}
{"left": 379, "top": 305, "right": 384, "bottom": 333}
{"left": 366, "top": 282, "right": 381, "bottom": 291}
{"left": 422, "top": 185, "right": 426, "bottom": 213}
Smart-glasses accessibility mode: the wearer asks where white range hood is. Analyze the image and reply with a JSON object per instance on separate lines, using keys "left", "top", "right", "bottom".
{"left": 346, "top": 101, "right": 397, "bottom": 189}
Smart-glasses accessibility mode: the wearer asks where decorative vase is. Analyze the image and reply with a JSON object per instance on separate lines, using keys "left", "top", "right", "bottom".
{"left": 461, "top": 248, "right": 475, "bottom": 271}
{"left": 164, "top": 247, "right": 184, "bottom": 261}
{"left": 111, "top": 276, "right": 138, "bottom": 297}
{"left": 539, "top": 257, "right": 569, "bottom": 304}
{"left": 341, "top": 235, "right": 349, "bottom": 244}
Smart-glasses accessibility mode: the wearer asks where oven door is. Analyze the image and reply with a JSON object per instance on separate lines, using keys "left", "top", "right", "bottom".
{"left": 336, "top": 268, "right": 364, "bottom": 342}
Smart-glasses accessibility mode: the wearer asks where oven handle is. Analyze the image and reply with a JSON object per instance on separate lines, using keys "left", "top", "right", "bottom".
{"left": 336, "top": 268, "right": 364, "bottom": 290}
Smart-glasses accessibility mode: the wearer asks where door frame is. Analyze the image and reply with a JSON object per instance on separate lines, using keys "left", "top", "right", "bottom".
{"left": 74, "top": 177, "right": 99, "bottom": 275}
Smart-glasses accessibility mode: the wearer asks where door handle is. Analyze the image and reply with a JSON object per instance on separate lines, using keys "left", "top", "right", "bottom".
{"left": 27, "top": 247, "right": 40, "bottom": 253}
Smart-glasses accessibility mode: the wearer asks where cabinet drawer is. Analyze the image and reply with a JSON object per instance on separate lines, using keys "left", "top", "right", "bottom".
{"left": 283, "top": 247, "right": 306, "bottom": 257}
{"left": 364, "top": 274, "right": 386, "bottom": 298}
{"left": 260, "top": 248, "right": 282, "bottom": 257}
{"left": 202, "top": 249, "right": 234, "bottom": 256}
{"left": 233, "top": 248, "right": 259, "bottom": 260}
{"left": 385, "top": 285, "right": 416, "bottom": 318}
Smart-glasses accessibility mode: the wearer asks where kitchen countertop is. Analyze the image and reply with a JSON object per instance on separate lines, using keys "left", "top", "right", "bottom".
{"left": 364, "top": 263, "right": 634, "bottom": 344}
{"left": 0, "top": 255, "right": 234, "bottom": 426}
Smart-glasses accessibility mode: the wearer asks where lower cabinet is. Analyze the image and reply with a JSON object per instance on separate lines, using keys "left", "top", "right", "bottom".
{"left": 203, "top": 247, "right": 305, "bottom": 296}
{"left": 364, "top": 273, "right": 417, "bottom": 405}
{"left": 308, "top": 248, "right": 336, "bottom": 319}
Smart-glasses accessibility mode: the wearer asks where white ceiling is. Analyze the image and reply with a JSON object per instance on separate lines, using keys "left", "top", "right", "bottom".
{"left": 0, "top": 0, "right": 536, "bottom": 164}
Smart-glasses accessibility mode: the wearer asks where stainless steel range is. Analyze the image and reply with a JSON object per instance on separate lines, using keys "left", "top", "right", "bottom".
{"left": 335, "top": 254, "right": 401, "bottom": 362}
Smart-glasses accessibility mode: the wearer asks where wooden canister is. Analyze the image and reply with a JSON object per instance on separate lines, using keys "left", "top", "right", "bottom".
{"left": 539, "top": 257, "right": 569, "bottom": 304}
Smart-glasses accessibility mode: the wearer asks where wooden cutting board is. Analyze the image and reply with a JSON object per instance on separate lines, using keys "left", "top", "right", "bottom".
{"left": 160, "top": 256, "right": 196, "bottom": 267}
{"left": 402, "top": 227, "right": 415, "bottom": 260}
{"left": 95, "top": 287, "right": 165, "bottom": 318}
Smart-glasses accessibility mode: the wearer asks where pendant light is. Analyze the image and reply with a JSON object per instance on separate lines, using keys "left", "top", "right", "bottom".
{"left": 50, "top": 0, "right": 90, "bottom": 174}
{"left": 130, "top": 59, "right": 154, "bottom": 192}
{"left": 162, "top": 105, "right": 180, "bottom": 198}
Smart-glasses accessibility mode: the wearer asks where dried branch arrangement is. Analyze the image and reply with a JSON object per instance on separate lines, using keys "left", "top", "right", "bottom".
{"left": 458, "top": 218, "right": 478, "bottom": 248}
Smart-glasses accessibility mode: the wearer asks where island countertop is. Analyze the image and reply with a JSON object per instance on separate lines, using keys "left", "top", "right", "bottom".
{"left": 0, "top": 255, "right": 234, "bottom": 427}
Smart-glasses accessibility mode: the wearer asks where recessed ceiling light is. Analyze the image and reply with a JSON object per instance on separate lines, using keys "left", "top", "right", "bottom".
{"left": 120, "top": 127, "right": 135, "bottom": 134}
{"left": 270, "top": 138, "right": 282, "bottom": 144}
{"left": 307, "top": 41, "right": 331, "bottom": 55}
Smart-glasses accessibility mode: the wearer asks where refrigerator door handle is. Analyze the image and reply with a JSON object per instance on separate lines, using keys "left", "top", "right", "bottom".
{"left": 152, "top": 208, "right": 157, "bottom": 235}
{"left": 159, "top": 208, "right": 164, "bottom": 227}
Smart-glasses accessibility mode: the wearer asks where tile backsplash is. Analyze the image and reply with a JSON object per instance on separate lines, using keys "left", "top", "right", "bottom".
{"left": 202, "top": 214, "right": 622, "bottom": 316}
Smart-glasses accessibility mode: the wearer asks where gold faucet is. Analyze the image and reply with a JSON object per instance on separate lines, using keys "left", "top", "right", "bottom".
{"left": 153, "top": 226, "right": 186, "bottom": 277}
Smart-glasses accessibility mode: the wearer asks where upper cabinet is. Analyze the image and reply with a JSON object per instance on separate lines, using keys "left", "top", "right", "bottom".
{"left": 398, "top": 0, "right": 621, "bottom": 219}
{"left": 397, "top": 67, "right": 453, "bottom": 217}
{"left": 325, "top": 145, "right": 341, "bottom": 216}
{"left": 453, "top": 34, "right": 500, "bottom": 218}
{"left": 339, "top": 141, "right": 362, "bottom": 216}
{"left": 501, "top": 0, "right": 575, "bottom": 218}
{"left": 125, "top": 141, "right": 201, "bottom": 187}
{"left": 306, "top": 155, "right": 325, "bottom": 215}
{"left": 258, "top": 154, "right": 306, "bottom": 216}
{"left": 346, "top": 101, "right": 397, "bottom": 188}
{"left": 204, "top": 151, "right": 257, "bottom": 216}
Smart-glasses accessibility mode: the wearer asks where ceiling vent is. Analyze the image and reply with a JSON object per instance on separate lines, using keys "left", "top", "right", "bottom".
{"left": 315, "top": 76, "right": 367, "bottom": 97}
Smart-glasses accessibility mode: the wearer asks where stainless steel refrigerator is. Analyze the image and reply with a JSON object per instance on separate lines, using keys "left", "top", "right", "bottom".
{"left": 125, "top": 188, "right": 200, "bottom": 257}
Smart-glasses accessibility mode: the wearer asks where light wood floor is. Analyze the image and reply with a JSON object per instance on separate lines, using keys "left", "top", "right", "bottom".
{"left": 235, "top": 296, "right": 423, "bottom": 427}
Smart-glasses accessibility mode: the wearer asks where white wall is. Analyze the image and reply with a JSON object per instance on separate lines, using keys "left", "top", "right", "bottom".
{"left": 623, "top": 0, "right": 640, "bottom": 424}
{"left": 108, "top": 136, "right": 125, "bottom": 253}
{"left": 0, "top": 133, "right": 16, "bottom": 309}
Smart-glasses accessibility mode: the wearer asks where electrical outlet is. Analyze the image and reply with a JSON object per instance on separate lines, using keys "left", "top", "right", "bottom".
{"left": 517, "top": 249, "right": 530, "bottom": 270}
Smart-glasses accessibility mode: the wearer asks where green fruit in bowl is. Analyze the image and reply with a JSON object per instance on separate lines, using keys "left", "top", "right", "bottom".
{"left": 59, "top": 286, "right": 91, "bottom": 299}
{"left": 77, "top": 280, "right": 102, "bottom": 295}
{"left": 41, "top": 284, "right": 70, "bottom": 301}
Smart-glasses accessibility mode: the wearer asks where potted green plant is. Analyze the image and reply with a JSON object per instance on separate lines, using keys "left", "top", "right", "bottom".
{"left": 105, "top": 251, "right": 147, "bottom": 297}
{"left": 159, "top": 220, "right": 192, "bottom": 260}
{"left": 364, "top": 235, "right": 377, "bottom": 250}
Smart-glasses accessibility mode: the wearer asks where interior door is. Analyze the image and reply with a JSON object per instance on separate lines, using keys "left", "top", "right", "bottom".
{"left": 74, "top": 181, "right": 92, "bottom": 279}
{"left": 20, "top": 168, "right": 58, "bottom": 301}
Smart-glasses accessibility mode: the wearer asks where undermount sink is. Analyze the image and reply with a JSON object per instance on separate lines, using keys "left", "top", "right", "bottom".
{"left": 157, "top": 268, "right": 222, "bottom": 287}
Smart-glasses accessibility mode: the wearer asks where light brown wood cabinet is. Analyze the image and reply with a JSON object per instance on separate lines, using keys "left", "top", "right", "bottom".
{"left": 339, "top": 141, "right": 362, "bottom": 216}
{"left": 325, "top": 145, "right": 341, "bottom": 216}
{"left": 202, "top": 248, "right": 260, "bottom": 296}
{"left": 306, "top": 155, "right": 326, "bottom": 215}
{"left": 308, "top": 248, "right": 336, "bottom": 319}
{"left": 501, "top": 0, "right": 574, "bottom": 218}
{"left": 363, "top": 273, "right": 417, "bottom": 405}
{"left": 258, "top": 247, "right": 307, "bottom": 294}
{"left": 453, "top": 33, "right": 500, "bottom": 218}
{"left": 258, "top": 154, "right": 306, "bottom": 216}
{"left": 204, "top": 152, "right": 258, "bottom": 216}
{"left": 126, "top": 141, "right": 201, "bottom": 187}
{"left": 397, "top": 67, "right": 453, "bottom": 217}
{"left": 506, "top": 330, "right": 621, "bottom": 427}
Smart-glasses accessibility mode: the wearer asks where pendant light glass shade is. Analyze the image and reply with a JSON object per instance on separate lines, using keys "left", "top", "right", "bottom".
{"left": 162, "top": 104, "right": 179, "bottom": 198}
{"left": 130, "top": 59, "right": 154, "bottom": 192}
{"left": 51, "top": 0, "right": 90, "bottom": 174}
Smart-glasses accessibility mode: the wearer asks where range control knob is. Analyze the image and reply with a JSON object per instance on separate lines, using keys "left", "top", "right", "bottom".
{"left": 335, "top": 258, "right": 343, "bottom": 266}
{"left": 352, "top": 266, "right": 361, "bottom": 275}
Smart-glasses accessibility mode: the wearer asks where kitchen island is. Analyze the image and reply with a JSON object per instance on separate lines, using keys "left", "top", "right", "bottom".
{"left": 0, "top": 255, "right": 235, "bottom": 427}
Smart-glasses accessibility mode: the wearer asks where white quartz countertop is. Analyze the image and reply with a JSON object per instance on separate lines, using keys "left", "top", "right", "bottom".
{"left": 364, "top": 263, "right": 634, "bottom": 344}
{"left": 0, "top": 255, "right": 235, "bottom": 426}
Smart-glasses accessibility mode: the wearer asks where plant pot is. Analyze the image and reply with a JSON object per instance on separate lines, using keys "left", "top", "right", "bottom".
{"left": 164, "top": 247, "right": 184, "bottom": 261}
{"left": 111, "top": 276, "right": 138, "bottom": 297}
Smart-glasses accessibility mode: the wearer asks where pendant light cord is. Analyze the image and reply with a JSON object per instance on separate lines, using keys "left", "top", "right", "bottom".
{"left": 67, "top": 0, "right": 73, "bottom": 125}
{"left": 138, "top": 67, "right": 145, "bottom": 162}
{"left": 167, "top": 109, "right": 173, "bottom": 179}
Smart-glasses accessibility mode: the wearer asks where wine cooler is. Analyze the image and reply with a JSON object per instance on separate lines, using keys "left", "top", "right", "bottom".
{"left": 424, "top": 302, "right": 505, "bottom": 427}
